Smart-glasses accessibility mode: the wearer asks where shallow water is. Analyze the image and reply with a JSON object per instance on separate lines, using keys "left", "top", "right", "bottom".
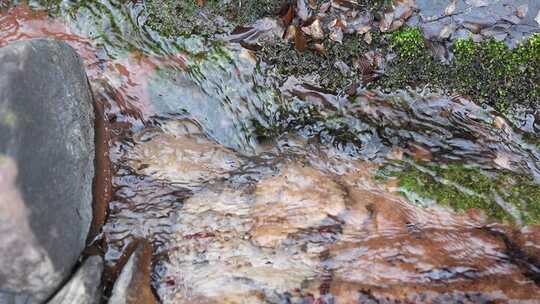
{"left": 2, "top": 0, "right": 540, "bottom": 302}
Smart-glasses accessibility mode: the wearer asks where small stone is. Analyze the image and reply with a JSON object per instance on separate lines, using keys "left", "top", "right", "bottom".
{"left": 334, "top": 60, "right": 350, "bottom": 76}
{"left": 494, "top": 152, "right": 511, "bottom": 170}
{"left": 444, "top": 0, "right": 457, "bottom": 16}
{"left": 463, "top": 22, "right": 482, "bottom": 33}
{"left": 516, "top": 5, "right": 528, "bottom": 18}
{"left": 439, "top": 24, "right": 454, "bottom": 39}
{"left": 465, "top": 0, "right": 488, "bottom": 8}
{"left": 48, "top": 256, "right": 104, "bottom": 304}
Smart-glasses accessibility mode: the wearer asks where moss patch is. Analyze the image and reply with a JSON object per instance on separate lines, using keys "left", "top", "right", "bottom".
{"left": 377, "top": 162, "right": 540, "bottom": 224}
{"left": 450, "top": 35, "right": 540, "bottom": 111}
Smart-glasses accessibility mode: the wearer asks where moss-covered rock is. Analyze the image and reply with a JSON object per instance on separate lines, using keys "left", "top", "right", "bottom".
{"left": 377, "top": 162, "right": 540, "bottom": 224}
{"left": 377, "top": 29, "right": 540, "bottom": 112}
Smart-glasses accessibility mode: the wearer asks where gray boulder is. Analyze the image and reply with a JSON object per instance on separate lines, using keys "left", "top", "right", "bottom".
{"left": 0, "top": 39, "right": 95, "bottom": 303}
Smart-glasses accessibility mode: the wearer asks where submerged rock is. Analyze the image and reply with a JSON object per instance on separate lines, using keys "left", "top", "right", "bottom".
{"left": 152, "top": 140, "right": 540, "bottom": 303}
{"left": 127, "top": 132, "right": 242, "bottom": 190}
{"left": 0, "top": 39, "right": 94, "bottom": 302}
{"left": 48, "top": 256, "right": 104, "bottom": 304}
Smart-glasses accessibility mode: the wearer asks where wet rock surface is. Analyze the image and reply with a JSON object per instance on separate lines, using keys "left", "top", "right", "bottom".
{"left": 0, "top": 39, "right": 94, "bottom": 303}
{"left": 416, "top": 0, "right": 540, "bottom": 47}
{"left": 136, "top": 131, "right": 540, "bottom": 303}
{"left": 1, "top": 2, "right": 539, "bottom": 304}
{"left": 98, "top": 117, "right": 540, "bottom": 302}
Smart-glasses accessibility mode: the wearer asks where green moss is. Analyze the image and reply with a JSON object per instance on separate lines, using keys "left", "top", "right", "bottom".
{"left": 372, "top": 29, "right": 540, "bottom": 112}
{"left": 0, "top": 110, "right": 17, "bottom": 129}
{"left": 378, "top": 162, "right": 540, "bottom": 224}
{"left": 391, "top": 27, "right": 425, "bottom": 59}
{"left": 450, "top": 35, "right": 540, "bottom": 111}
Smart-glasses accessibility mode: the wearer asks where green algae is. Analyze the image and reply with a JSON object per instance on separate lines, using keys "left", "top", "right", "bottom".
{"left": 377, "top": 162, "right": 540, "bottom": 224}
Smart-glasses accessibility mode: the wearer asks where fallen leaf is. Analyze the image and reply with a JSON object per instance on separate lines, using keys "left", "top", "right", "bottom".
{"left": 294, "top": 26, "right": 308, "bottom": 51}
{"left": 302, "top": 18, "right": 324, "bottom": 39}
{"left": 379, "top": 12, "right": 394, "bottom": 32}
{"left": 284, "top": 25, "right": 297, "bottom": 41}
{"left": 330, "top": 27, "right": 343, "bottom": 43}
{"left": 319, "top": 1, "right": 331, "bottom": 14}
{"left": 356, "top": 25, "right": 371, "bottom": 34}
{"left": 313, "top": 43, "right": 327, "bottom": 55}
{"left": 281, "top": 4, "right": 295, "bottom": 27}
{"left": 364, "top": 31, "right": 372, "bottom": 44}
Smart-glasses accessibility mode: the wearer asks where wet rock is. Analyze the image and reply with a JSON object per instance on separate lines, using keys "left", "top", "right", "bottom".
{"left": 0, "top": 39, "right": 94, "bottom": 303}
{"left": 156, "top": 163, "right": 338, "bottom": 303}
{"left": 251, "top": 164, "right": 347, "bottom": 248}
{"left": 417, "top": 0, "right": 540, "bottom": 47}
{"left": 48, "top": 256, "right": 103, "bottom": 304}
{"left": 109, "top": 240, "right": 157, "bottom": 304}
{"left": 127, "top": 132, "right": 242, "bottom": 190}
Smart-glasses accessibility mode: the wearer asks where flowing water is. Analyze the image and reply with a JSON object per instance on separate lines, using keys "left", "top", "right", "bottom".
{"left": 2, "top": 1, "right": 540, "bottom": 302}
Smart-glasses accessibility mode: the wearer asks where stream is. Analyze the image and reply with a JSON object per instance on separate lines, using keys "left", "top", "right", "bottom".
{"left": 1, "top": 0, "right": 540, "bottom": 302}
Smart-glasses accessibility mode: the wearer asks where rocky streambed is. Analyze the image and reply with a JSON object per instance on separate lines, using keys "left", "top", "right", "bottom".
{"left": 0, "top": 0, "right": 540, "bottom": 303}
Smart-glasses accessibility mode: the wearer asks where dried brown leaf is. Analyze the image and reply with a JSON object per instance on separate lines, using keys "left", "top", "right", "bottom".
{"left": 294, "top": 26, "right": 308, "bottom": 51}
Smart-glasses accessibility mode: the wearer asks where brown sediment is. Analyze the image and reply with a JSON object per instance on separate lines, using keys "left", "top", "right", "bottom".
{"left": 86, "top": 94, "right": 112, "bottom": 249}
